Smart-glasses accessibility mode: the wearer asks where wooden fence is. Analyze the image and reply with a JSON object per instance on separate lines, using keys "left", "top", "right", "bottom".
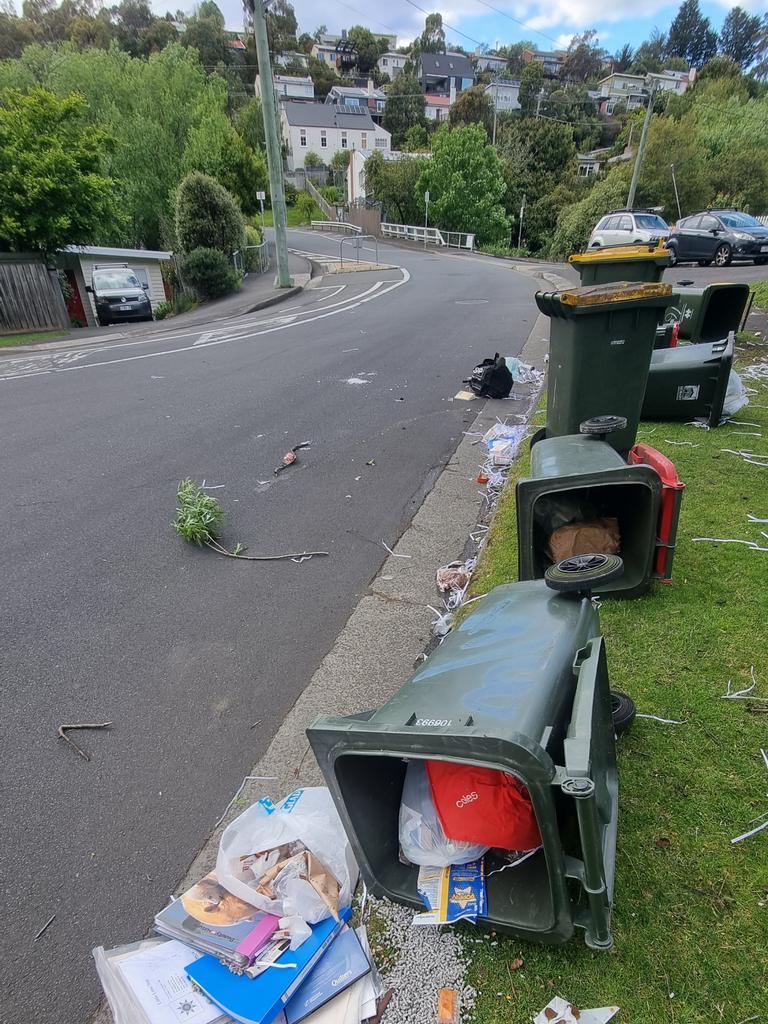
{"left": 0, "top": 255, "right": 70, "bottom": 334}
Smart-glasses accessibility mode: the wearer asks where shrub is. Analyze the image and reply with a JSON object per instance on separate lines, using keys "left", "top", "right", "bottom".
{"left": 180, "top": 247, "right": 241, "bottom": 301}
{"left": 319, "top": 185, "right": 341, "bottom": 204}
{"left": 175, "top": 171, "right": 245, "bottom": 257}
{"left": 244, "top": 224, "right": 265, "bottom": 271}
{"left": 551, "top": 168, "right": 629, "bottom": 257}
{"left": 296, "top": 191, "right": 320, "bottom": 222}
{"left": 154, "top": 300, "right": 173, "bottom": 320}
{"left": 283, "top": 181, "right": 298, "bottom": 205}
{"left": 304, "top": 151, "right": 323, "bottom": 168}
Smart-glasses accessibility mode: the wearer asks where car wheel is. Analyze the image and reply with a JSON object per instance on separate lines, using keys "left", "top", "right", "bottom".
{"left": 714, "top": 243, "right": 732, "bottom": 267}
{"left": 666, "top": 245, "right": 678, "bottom": 266}
{"left": 698, "top": 260, "right": 712, "bottom": 267}
{"left": 611, "top": 691, "right": 637, "bottom": 736}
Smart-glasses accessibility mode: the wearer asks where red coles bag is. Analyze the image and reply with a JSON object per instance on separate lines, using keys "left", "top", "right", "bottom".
{"left": 425, "top": 761, "right": 541, "bottom": 851}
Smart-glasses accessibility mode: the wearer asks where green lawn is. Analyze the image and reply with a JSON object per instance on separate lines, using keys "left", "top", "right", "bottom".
{"left": 0, "top": 329, "right": 68, "bottom": 347}
{"left": 467, "top": 348, "right": 768, "bottom": 1023}
{"left": 257, "top": 204, "right": 318, "bottom": 229}
{"left": 751, "top": 279, "right": 768, "bottom": 311}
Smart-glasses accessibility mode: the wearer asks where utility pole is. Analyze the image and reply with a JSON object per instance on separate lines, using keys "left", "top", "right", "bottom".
{"left": 626, "top": 82, "right": 656, "bottom": 210}
{"left": 251, "top": 0, "right": 292, "bottom": 287}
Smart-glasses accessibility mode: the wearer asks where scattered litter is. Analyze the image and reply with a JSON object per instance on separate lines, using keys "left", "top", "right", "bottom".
{"left": 394, "top": 396, "right": 406, "bottom": 402}
{"left": 510, "top": 957, "right": 524, "bottom": 971}
{"left": 366, "top": 459, "right": 376, "bottom": 466}
{"left": 731, "top": 818, "right": 768, "bottom": 845}
{"left": 355, "top": 475, "right": 361, "bottom": 481}
{"left": 436, "top": 558, "right": 476, "bottom": 610}
{"left": 34, "top": 915, "right": 56, "bottom": 941}
{"left": 533, "top": 997, "right": 620, "bottom": 1024}
{"left": 636, "top": 714, "right": 686, "bottom": 724}
{"left": 345, "top": 377, "right": 370, "bottom": 385}
{"left": 274, "top": 441, "right": 311, "bottom": 475}
{"left": 728, "top": 431, "right": 762, "bottom": 437}
{"left": 728, "top": 420, "right": 762, "bottom": 427}
{"left": 454, "top": 390, "right": 476, "bottom": 401}
{"left": 664, "top": 440, "right": 699, "bottom": 447}
{"left": 413, "top": 860, "right": 486, "bottom": 926}
{"left": 428, "top": 606, "right": 454, "bottom": 637}
{"left": 721, "top": 667, "right": 768, "bottom": 703}
{"left": 506, "top": 357, "right": 544, "bottom": 387}
{"left": 692, "top": 536, "right": 768, "bottom": 551}
{"left": 747, "top": 514, "right": 768, "bottom": 523}
{"left": 249, "top": 720, "right": 262, "bottom": 729}
{"left": 341, "top": 348, "right": 360, "bottom": 353}
{"left": 57, "top": 721, "right": 112, "bottom": 762}
{"left": 382, "top": 540, "right": 412, "bottom": 559}
{"left": 685, "top": 420, "right": 711, "bottom": 429}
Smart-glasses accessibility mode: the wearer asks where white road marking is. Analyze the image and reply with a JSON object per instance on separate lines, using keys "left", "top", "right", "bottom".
{"left": 0, "top": 270, "right": 410, "bottom": 382}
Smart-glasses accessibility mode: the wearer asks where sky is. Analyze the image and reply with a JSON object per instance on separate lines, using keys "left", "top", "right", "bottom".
{"left": 175, "top": 0, "right": 767, "bottom": 53}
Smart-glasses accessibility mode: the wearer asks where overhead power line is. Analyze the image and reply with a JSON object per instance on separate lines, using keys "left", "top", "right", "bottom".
{"left": 469, "top": 0, "right": 562, "bottom": 48}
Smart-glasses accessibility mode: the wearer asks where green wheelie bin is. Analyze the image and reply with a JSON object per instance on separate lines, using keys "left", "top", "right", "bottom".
{"left": 569, "top": 243, "right": 671, "bottom": 285}
{"left": 535, "top": 282, "right": 673, "bottom": 455}
{"left": 642, "top": 332, "right": 737, "bottom": 426}
{"left": 308, "top": 560, "right": 622, "bottom": 950}
{"left": 668, "top": 282, "right": 750, "bottom": 343}
{"left": 517, "top": 426, "right": 668, "bottom": 599}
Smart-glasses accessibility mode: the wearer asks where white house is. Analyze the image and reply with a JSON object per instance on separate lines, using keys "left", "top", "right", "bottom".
{"left": 646, "top": 69, "right": 695, "bottom": 94}
{"left": 281, "top": 101, "right": 391, "bottom": 170}
{"left": 424, "top": 94, "right": 451, "bottom": 122}
{"left": 326, "top": 83, "right": 387, "bottom": 122}
{"left": 377, "top": 51, "right": 407, "bottom": 80}
{"left": 484, "top": 78, "right": 520, "bottom": 112}
{"left": 57, "top": 246, "right": 171, "bottom": 328}
{"left": 273, "top": 51, "right": 309, "bottom": 69}
{"left": 255, "top": 74, "right": 314, "bottom": 100}
{"left": 475, "top": 53, "right": 507, "bottom": 74}
{"left": 598, "top": 68, "right": 694, "bottom": 114}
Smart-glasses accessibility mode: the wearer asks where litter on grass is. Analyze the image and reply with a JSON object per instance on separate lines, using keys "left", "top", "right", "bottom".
{"left": 636, "top": 714, "right": 686, "bottom": 724}
{"left": 533, "top": 997, "right": 620, "bottom": 1024}
{"left": 692, "top": 537, "right": 768, "bottom": 551}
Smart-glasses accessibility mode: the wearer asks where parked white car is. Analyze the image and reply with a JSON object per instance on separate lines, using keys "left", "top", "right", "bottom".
{"left": 588, "top": 209, "right": 670, "bottom": 248}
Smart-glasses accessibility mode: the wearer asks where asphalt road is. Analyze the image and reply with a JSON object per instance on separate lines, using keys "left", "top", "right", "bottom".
{"left": 0, "top": 232, "right": 540, "bottom": 1024}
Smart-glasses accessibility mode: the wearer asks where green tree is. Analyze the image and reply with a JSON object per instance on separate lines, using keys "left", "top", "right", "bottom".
{"left": 630, "top": 28, "right": 666, "bottom": 73}
{"left": 613, "top": 44, "right": 634, "bottom": 73}
{"left": 0, "top": 8, "right": 34, "bottom": 59}
{"left": 402, "top": 122, "right": 429, "bottom": 151}
{"left": 182, "top": 14, "right": 227, "bottom": 67}
{"left": 330, "top": 149, "right": 350, "bottom": 172}
{"left": 140, "top": 17, "right": 178, "bottom": 55}
{"left": 635, "top": 113, "right": 710, "bottom": 215}
{"left": 112, "top": 0, "right": 155, "bottom": 57}
{"left": 552, "top": 167, "right": 629, "bottom": 256}
{"left": 182, "top": 107, "right": 267, "bottom": 214}
{"left": 0, "top": 87, "right": 118, "bottom": 254}
{"left": 719, "top": 6, "right": 763, "bottom": 70}
{"left": 561, "top": 30, "right": 606, "bottom": 83}
{"left": 266, "top": 0, "right": 297, "bottom": 53}
{"left": 383, "top": 73, "right": 426, "bottom": 148}
{"left": 666, "top": 0, "right": 718, "bottom": 68}
{"left": 303, "top": 150, "right": 323, "bottom": 167}
{"left": 448, "top": 84, "right": 493, "bottom": 136}
{"left": 180, "top": 246, "right": 240, "bottom": 298}
{"left": 306, "top": 54, "right": 340, "bottom": 98}
{"left": 364, "top": 149, "right": 426, "bottom": 223}
{"left": 519, "top": 61, "right": 544, "bottom": 117}
{"left": 348, "top": 25, "right": 388, "bottom": 74}
{"left": 175, "top": 171, "right": 245, "bottom": 255}
{"left": 233, "top": 97, "right": 265, "bottom": 152}
{"left": 417, "top": 124, "right": 509, "bottom": 244}
{"left": 416, "top": 13, "right": 445, "bottom": 55}
{"left": 68, "top": 14, "right": 112, "bottom": 50}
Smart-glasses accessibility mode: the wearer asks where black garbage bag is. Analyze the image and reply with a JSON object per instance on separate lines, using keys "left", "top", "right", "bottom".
{"left": 466, "top": 353, "right": 513, "bottom": 399}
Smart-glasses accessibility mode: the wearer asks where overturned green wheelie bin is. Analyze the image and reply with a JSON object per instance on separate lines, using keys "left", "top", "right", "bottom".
{"left": 518, "top": 420, "right": 684, "bottom": 597}
{"left": 308, "top": 563, "right": 622, "bottom": 949}
{"left": 642, "top": 332, "right": 741, "bottom": 427}
{"left": 569, "top": 243, "right": 671, "bottom": 286}
{"left": 536, "top": 282, "right": 673, "bottom": 455}
{"left": 669, "top": 283, "right": 750, "bottom": 343}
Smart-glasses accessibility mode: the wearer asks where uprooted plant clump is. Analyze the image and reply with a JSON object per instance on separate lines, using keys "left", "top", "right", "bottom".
{"left": 172, "top": 479, "right": 328, "bottom": 562}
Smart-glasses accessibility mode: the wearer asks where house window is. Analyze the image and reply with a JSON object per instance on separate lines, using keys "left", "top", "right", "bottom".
{"left": 375, "top": 137, "right": 387, "bottom": 148}
{"left": 376, "top": 100, "right": 385, "bottom": 112}
{"left": 382, "top": 58, "right": 388, "bottom": 66}
{"left": 341, "top": 131, "right": 348, "bottom": 148}
{"left": 320, "top": 130, "right": 327, "bottom": 148}
{"left": 300, "top": 130, "right": 307, "bottom": 147}
{"left": 361, "top": 132, "right": 368, "bottom": 148}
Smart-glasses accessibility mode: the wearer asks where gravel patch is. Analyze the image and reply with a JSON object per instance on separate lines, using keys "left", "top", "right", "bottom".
{"left": 366, "top": 896, "right": 477, "bottom": 1023}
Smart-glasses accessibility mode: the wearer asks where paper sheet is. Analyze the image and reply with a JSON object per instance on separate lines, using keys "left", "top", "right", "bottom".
{"left": 116, "top": 940, "right": 225, "bottom": 1024}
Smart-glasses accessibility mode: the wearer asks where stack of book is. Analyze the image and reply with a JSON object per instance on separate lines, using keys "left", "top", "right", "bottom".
{"left": 94, "top": 870, "right": 383, "bottom": 1024}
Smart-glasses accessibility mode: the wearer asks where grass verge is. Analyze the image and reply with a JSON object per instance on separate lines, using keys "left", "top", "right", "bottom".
{"left": 750, "top": 279, "right": 768, "bottom": 310}
{"left": 256, "top": 204, "right": 317, "bottom": 229}
{"left": 0, "top": 329, "right": 67, "bottom": 347}
{"left": 466, "top": 360, "right": 768, "bottom": 1023}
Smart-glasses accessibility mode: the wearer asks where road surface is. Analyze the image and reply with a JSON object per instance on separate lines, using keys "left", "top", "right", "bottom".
{"left": 0, "top": 232, "right": 540, "bottom": 1024}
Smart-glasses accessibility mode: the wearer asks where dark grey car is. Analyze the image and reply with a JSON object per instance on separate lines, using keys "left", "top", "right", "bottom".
{"left": 87, "top": 266, "right": 154, "bottom": 326}
{"left": 665, "top": 210, "right": 768, "bottom": 267}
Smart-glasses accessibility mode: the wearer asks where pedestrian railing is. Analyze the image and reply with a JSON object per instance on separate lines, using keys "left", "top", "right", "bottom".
{"left": 305, "top": 179, "right": 334, "bottom": 220}
{"left": 232, "top": 240, "right": 271, "bottom": 276}
{"left": 310, "top": 220, "right": 362, "bottom": 234}
{"left": 339, "top": 234, "right": 379, "bottom": 269}
{"left": 380, "top": 223, "right": 475, "bottom": 251}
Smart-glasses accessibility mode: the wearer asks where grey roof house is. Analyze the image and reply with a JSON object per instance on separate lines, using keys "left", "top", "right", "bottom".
{"left": 417, "top": 52, "right": 475, "bottom": 97}
{"left": 280, "top": 101, "right": 391, "bottom": 170}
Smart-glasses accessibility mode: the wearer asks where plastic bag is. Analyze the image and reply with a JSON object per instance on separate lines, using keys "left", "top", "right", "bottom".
{"left": 721, "top": 369, "right": 748, "bottom": 420}
{"left": 216, "top": 788, "right": 358, "bottom": 927}
{"left": 398, "top": 760, "right": 488, "bottom": 866}
{"left": 93, "top": 939, "right": 168, "bottom": 1024}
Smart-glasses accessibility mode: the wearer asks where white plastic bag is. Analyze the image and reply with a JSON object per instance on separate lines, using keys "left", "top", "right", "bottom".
{"left": 398, "top": 760, "right": 488, "bottom": 866}
{"left": 216, "top": 787, "right": 358, "bottom": 926}
{"left": 721, "top": 369, "right": 748, "bottom": 421}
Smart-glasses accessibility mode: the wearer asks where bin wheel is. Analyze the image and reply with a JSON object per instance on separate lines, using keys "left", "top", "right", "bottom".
{"left": 579, "top": 415, "right": 627, "bottom": 436}
{"left": 544, "top": 553, "right": 624, "bottom": 593}
{"left": 610, "top": 690, "right": 636, "bottom": 735}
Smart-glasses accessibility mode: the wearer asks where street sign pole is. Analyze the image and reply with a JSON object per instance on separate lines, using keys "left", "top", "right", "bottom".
{"left": 424, "top": 189, "right": 430, "bottom": 249}
{"left": 257, "top": 191, "right": 265, "bottom": 235}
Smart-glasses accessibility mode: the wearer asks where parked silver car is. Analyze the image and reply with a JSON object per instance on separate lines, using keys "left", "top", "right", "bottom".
{"left": 87, "top": 264, "right": 153, "bottom": 327}
{"left": 588, "top": 209, "right": 670, "bottom": 249}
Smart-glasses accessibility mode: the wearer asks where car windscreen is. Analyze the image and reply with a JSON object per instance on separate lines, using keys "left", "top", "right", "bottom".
{"left": 634, "top": 215, "right": 668, "bottom": 230}
{"left": 718, "top": 212, "right": 763, "bottom": 229}
{"left": 93, "top": 271, "right": 142, "bottom": 290}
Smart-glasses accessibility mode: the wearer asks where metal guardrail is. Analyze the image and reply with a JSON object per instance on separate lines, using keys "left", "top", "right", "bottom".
{"left": 339, "top": 234, "right": 378, "bottom": 269}
{"left": 311, "top": 220, "right": 362, "bottom": 234}
{"left": 232, "top": 240, "right": 270, "bottom": 276}
{"left": 380, "top": 223, "right": 475, "bottom": 250}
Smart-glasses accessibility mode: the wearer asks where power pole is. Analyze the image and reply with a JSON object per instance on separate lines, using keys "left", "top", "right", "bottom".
{"left": 626, "top": 82, "right": 656, "bottom": 210}
{"left": 251, "top": 0, "right": 292, "bottom": 287}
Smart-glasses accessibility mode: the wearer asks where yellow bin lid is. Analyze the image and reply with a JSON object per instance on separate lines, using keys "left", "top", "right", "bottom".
{"left": 569, "top": 243, "right": 670, "bottom": 264}
{"left": 559, "top": 281, "right": 673, "bottom": 306}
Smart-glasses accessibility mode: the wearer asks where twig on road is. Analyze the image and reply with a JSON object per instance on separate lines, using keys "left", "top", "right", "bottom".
{"left": 34, "top": 915, "right": 56, "bottom": 940}
{"left": 57, "top": 722, "right": 112, "bottom": 761}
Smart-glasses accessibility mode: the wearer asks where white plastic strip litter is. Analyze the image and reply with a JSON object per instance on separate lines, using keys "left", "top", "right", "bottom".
{"left": 636, "top": 714, "right": 687, "bottom": 724}
{"left": 692, "top": 537, "right": 768, "bottom": 551}
{"left": 747, "top": 515, "right": 768, "bottom": 523}
{"left": 731, "top": 819, "right": 768, "bottom": 844}
{"left": 381, "top": 540, "right": 412, "bottom": 559}
{"left": 664, "top": 440, "right": 699, "bottom": 446}
{"left": 721, "top": 667, "right": 768, "bottom": 702}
